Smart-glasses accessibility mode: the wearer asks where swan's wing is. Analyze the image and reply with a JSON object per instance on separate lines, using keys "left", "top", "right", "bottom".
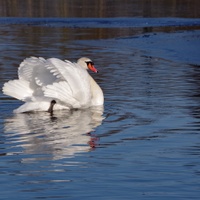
{"left": 18, "top": 57, "right": 45, "bottom": 81}
{"left": 44, "top": 81, "right": 81, "bottom": 108}
{"left": 2, "top": 57, "right": 47, "bottom": 101}
{"left": 45, "top": 58, "right": 91, "bottom": 107}
{"left": 17, "top": 57, "right": 66, "bottom": 101}
{"left": 18, "top": 57, "right": 60, "bottom": 89}
{"left": 2, "top": 79, "right": 33, "bottom": 101}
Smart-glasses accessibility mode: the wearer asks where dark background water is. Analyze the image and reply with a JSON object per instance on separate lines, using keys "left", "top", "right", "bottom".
{"left": 0, "top": 1, "right": 200, "bottom": 200}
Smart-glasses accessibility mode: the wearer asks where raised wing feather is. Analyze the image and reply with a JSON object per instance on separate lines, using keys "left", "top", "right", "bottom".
{"left": 44, "top": 81, "right": 81, "bottom": 108}
{"left": 18, "top": 57, "right": 60, "bottom": 89}
{"left": 18, "top": 57, "right": 45, "bottom": 80}
{"left": 46, "top": 58, "right": 91, "bottom": 107}
{"left": 2, "top": 79, "right": 33, "bottom": 101}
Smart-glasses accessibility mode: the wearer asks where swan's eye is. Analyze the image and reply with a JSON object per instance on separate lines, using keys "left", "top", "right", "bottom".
{"left": 86, "top": 61, "right": 94, "bottom": 66}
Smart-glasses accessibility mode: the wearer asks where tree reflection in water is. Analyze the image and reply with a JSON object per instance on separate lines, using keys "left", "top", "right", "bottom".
{"left": 0, "top": 0, "right": 199, "bottom": 18}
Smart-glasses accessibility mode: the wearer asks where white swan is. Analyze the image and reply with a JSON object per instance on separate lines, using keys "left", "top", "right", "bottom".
{"left": 2, "top": 57, "right": 104, "bottom": 113}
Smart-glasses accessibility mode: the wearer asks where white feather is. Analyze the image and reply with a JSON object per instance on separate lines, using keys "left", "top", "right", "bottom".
{"left": 46, "top": 58, "right": 91, "bottom": 105}
{"left": 2, "top": 57, "right": 104, "bottom": 113}
{"left": 44, "top": 81, "right": 81, "bottom": 108}
{"left": 19, "top": 57, "right": 58, "bottom": 88}
{"left": 2, "top": 79, "right": 33, "bottom": 101}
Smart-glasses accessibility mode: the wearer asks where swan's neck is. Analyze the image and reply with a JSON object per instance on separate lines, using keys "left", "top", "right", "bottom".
{"left": 89, "top": 75, "right": 104, "bottom": 106}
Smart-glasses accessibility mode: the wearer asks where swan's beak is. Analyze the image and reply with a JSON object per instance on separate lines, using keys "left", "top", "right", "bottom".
{"left": 88, "top": 63, "right": 98, "bottom": 73}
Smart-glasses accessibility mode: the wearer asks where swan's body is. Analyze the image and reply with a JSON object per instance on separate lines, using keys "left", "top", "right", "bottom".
{"left": 2, "top": 57, "right": 104, "bottom": 113}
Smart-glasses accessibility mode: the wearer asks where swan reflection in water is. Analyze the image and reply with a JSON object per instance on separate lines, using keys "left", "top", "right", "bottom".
{"left": 4, "top": 106, "right": 104, "bottom": 161}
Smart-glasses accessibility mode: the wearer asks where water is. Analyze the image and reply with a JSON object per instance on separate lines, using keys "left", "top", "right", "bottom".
{"left": 0, "top": 1, "right": 200, "bottom": 200}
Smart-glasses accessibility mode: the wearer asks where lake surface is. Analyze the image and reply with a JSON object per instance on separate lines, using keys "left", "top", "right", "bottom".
{"left": 0, "top": 1, "right": 200, "bottom": 200}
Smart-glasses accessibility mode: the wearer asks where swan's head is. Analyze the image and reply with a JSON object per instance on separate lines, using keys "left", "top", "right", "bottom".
{"left": 77, "top": 57, "right": 98, "bottom": 73}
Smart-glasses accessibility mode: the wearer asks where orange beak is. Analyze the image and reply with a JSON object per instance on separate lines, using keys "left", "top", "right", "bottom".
{"left": 88, "top": 63, "right": 98, "bottom": 73}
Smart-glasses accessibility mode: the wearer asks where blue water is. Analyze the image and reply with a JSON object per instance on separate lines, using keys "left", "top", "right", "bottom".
{"left": 0, "top": 17, "right": 200, "bottom": 200}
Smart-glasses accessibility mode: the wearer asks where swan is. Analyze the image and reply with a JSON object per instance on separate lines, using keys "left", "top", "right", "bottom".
{"left": 2, "top": 57, "right": 104, "bottom": 113}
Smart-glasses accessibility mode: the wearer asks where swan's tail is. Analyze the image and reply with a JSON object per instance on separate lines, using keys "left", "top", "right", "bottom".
{"left": 2, "top": 79, "right": 33, "bottom": 101}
